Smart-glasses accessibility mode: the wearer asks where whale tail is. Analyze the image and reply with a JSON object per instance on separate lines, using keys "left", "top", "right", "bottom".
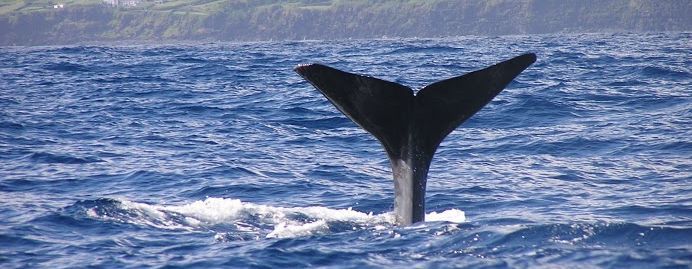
{"left": 295, "top": 53, "right": 536, "bottom": 225}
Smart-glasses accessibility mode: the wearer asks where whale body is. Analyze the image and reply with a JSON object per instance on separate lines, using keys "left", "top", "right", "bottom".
{"left": 295, "top": 53, "right": 536, "bottom": 225}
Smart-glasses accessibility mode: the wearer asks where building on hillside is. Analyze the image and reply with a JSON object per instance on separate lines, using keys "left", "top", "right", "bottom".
{"left": 103, "top": 0, "right": 143, "bottom": 7}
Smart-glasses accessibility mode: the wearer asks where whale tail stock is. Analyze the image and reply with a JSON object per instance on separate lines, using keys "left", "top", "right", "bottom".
{"left": 294, "top": 53, "right": 536, "bottom": 225}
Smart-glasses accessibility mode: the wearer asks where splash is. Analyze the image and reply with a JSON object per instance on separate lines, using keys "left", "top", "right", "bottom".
{"left": 426, "top": 209, "right": 466, "bottom": 223}
{"left": 85, "top": 197, "right": 465, "bottom": 239}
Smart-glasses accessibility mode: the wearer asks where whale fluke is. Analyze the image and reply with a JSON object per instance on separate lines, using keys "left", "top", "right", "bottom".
{"left": 295, "top": 53, "right": 536, "bottom": 225}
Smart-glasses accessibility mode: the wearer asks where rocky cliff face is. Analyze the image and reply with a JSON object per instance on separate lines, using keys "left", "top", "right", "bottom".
{"left": 1, "top": 0, "right": 690, "bottom": 46}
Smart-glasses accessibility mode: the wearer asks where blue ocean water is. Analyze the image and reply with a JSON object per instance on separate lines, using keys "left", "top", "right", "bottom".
{"left": 0, "top": 32, "right": 691, "bottom": 268}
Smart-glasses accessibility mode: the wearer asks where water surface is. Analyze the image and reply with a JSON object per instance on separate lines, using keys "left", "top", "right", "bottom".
{"left": 1, "top": 32, "right": 690, "bottom": 268}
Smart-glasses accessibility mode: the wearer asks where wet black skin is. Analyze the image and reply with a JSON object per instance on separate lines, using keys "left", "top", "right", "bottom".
{"left": 295, "top": 53, "right": 536, "bottom": 225}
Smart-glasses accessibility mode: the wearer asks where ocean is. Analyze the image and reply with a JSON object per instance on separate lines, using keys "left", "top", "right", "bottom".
{"left": 0, "top": 32, "right": 690, "bottom": 268}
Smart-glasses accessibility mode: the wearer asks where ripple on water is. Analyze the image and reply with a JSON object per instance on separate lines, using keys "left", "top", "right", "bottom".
{"left": 0, "top": 32, "right": 690, "bottom": 268}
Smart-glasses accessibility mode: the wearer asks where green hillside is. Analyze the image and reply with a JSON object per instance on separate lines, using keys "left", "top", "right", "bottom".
{"left": 0, "top": 0, "right": 690, "bottom": 45}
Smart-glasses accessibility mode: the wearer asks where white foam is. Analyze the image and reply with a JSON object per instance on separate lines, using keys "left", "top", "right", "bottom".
{"left": 425, "top": 209, "right": 466, "bottom": 223}
{"left": 88, "top": 197, "right": 465, "bottom": 239}
{"left": 166, "top": 198, "right": 245, "bottom": 225}
{"left": 267, "top": 220, "right": 328, "bottom": 238}
{"left": 90, "top": 199, "right": 192, "bottom": 230}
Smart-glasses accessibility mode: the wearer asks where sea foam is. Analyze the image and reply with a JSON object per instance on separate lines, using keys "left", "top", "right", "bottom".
{"left": 86, "top": 197, "right": 466, "bottom": 238}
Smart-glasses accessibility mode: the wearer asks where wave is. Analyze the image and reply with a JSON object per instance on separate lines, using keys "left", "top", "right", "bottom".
{"left": 384, "top": 45, "right": 462, "bottom": 55}
{"left": 42, "top": 62, "right": 89, "bottom": 72}
{"left": 24, "top": 152, "right": 104, "bottom": 164}
{"left": 78, "top": 197, "right": 465, "bottom": 239}
{"left": 641, "top": 66, "right": 690, "bottom": 79}
{"left": 0, "top": 120, "right": 24, "bottom": 131}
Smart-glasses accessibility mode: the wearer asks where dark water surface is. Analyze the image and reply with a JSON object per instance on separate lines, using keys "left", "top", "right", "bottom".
{"left": 1, "top": 33, "right": 690, "bottom": 268}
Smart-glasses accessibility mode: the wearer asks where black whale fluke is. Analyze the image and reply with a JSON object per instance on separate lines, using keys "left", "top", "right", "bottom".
{"left": 295, "top": 53, "right": 536, "bottom": 225}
